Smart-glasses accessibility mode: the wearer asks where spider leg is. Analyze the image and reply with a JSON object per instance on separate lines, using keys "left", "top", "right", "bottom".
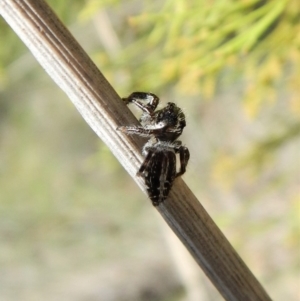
{"left": 117, "top": 123, "right": 167, "bottom": 137}
{"left": 117, "top": 126, "right": 153, "bottom": 137}
{"left": 175, "top": 145, "right": 190, "bottom": 177}
{"left": 122, "top": 92, "right": 159, "bottom": 114}
{"left": 137, "top": 151, "right": 154, "bottom": 176}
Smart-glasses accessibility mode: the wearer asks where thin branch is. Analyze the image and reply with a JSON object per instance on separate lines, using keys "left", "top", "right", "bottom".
{"left": 0, "top": 1, "right": 272, "bottom": 300}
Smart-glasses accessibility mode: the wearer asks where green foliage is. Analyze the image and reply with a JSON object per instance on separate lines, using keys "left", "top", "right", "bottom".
{"left": 87, "top": 0, "right": 300, "bottom": 118}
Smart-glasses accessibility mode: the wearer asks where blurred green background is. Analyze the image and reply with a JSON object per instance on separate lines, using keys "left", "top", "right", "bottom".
{"left": 0, "top": 0, "right": 299, "bottom": 300}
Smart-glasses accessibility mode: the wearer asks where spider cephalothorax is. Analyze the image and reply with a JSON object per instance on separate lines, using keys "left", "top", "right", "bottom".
{"left": 117, "top": 92, "right": 190, "bottom": 206}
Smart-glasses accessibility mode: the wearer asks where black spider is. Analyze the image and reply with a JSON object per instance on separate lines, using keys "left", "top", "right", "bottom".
{"left": 117, "top": 92, "right": 190, "bottom": 206}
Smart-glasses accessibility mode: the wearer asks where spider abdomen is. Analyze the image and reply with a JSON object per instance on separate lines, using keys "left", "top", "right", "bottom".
{"left": 142, "top": 150, "right": 177, "bottom": 206}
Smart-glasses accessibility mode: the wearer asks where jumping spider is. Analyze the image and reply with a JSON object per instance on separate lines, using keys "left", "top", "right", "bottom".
{"left": 117, "top": 92, "right": 190, "bottom": 206}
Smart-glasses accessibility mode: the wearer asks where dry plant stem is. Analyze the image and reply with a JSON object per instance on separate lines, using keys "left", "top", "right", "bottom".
{"left": 0, "top": 1, "right": 272, "bottom": 301}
